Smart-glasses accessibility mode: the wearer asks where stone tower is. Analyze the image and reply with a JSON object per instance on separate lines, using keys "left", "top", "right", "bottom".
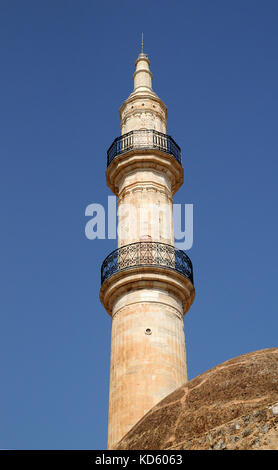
{"left": 100, "top": 49, "right": 195, "bottom": 449}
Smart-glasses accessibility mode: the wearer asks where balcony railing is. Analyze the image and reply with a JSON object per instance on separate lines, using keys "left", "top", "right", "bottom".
{"left": 107, "top": 130, "right": 182, "bottom": 167}
{"left": 101, "top": 241, "right": 193, "bottom": 285}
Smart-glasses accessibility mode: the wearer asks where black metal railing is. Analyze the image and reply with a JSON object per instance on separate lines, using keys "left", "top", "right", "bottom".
{"left": 101, "top": 241, "right": 193, "bottom": 285}
{"left": 107, "top": 130, "right": 182, "bottom": 167}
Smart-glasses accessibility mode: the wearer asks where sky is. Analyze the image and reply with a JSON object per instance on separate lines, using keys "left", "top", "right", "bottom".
{"left": 0, "top": 0, "right": 277, "bottom": 450}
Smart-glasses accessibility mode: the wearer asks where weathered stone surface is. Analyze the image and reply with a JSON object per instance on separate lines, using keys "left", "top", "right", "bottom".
{"left": 115, "top": 348, "right": 278, "bottom": 450}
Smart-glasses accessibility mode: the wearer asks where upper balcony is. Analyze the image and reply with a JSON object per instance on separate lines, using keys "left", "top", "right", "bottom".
{"left": 107, "top": 129, "right": 182, "bottom": 168}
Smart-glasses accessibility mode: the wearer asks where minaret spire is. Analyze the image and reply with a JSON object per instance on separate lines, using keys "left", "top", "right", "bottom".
{"left": 119, "top": 44, "right": 168, "bottom": 134}
{"left": 133, "top": 46, "right": 153, "bottom": 92}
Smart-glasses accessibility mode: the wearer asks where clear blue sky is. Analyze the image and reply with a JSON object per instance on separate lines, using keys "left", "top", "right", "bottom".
{"left": 0, "top": 0, "right": 277, "bottom": 450}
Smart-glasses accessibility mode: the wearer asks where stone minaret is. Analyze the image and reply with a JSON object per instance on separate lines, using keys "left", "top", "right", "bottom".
{"left": 100, "top": 49, "right": 195, "bottom": 449}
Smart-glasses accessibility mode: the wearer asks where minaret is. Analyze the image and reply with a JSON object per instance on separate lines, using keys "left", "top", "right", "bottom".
{"left": 100, "top": 47, "right": 195, "bottom": 449}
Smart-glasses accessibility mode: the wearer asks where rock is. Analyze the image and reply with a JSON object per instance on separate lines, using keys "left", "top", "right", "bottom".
{"left": 242, "top": 428, "right": 252, "bottom": 437}
{"left": 270, "top": 404, "right": 278, "bottom": 415}
{"left": 261, "top": 424, "right": 269, "bottom": 433}
{"left": 243, "top": 415, "right": 250, "bottom": 424}
{"left": 213, "top": 439, "right": 226, "bottom": 450}
{"left": 251, "top": 438, "right": 260, "bottom": 446}
{"left": 253, "top": 410, "right": 267, "bottom": 422}
{"left": 115, "top": 348, "right": 278, "bottom": 450}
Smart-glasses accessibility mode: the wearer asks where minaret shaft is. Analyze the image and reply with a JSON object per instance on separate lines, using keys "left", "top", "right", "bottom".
{"left": 100, "top": 51, "right": 195, "bottom": 449}
{"left": 117, "top": 168, "right": 174, "bottom": 247}
{"left": 108, "top": 290, "right": 187, "bottom": 448}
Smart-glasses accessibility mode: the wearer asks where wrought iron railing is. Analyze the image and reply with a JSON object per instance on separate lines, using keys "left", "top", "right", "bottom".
{"left": 101, "top": 241, "right": 193, "bottom": 285}
{"left": 107, "top": 130, "right": 182, "bottom": 167}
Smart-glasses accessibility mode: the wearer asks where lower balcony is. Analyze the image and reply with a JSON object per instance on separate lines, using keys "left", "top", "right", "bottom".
{"left": 101, "top": 241, "right": 193, "bottom": 285}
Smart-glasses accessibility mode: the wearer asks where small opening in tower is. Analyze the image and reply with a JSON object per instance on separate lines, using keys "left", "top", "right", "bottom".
{"left": 145, "top": 328, "right": 152, "bottom": 335}
{"left": 142, "top": 103, "right": 144, "bottom": 106}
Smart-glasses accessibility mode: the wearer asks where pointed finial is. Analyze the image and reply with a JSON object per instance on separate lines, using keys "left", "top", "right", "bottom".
{"left": 141, "top": 32, "right": 144, "bottom": 53}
